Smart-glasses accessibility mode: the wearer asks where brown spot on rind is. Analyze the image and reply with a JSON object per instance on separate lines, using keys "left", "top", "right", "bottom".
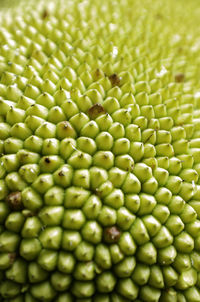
{"left": 103, "top": 226, "right": 121, "bottom": 243}
{"left": 144, "top": 131, "right": 155, "bottom": 144}
{"left": 93, "top": 188, "right": 101, "bottom": 196}
{"left": 94, "top": 68, "right": 102, "bottom": 80}
{"left": 155, "top": 13, "right": 163, "bottom": 19}
{"left": 175, "top": 73, "right": 185, "bottom": 83}
{"left": 88, "top": 103, "right": 106, "bottom": 120}
{"left": 6, "top": 192, "right": 23, "bottom": 211}
{"left": 58, "top": 171, "right": 64, "bottom": 177}
{"left": 109, "top": 73, "right": 121, "bottom": 87}
{"left": 9, "top": 253, "right": 16, "bottom": 264}
{"left": 42, "top": 9, "right": 49, "bottom": 19}
{"left": 62, "top": 121, "right": 68, "bottom": 129}
{"left": 44, "top": 157, "right": 51, "bottom": 163}
{"left": 22, "top": 209, "right": 37, "bottom": 217}
{"left": 177, "top": 47, "right": 183, "bottom": 54}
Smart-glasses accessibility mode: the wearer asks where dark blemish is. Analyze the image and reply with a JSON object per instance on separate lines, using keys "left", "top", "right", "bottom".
{"left": 44, "top": 157, "right": 51, "bottom": 163}
{"left": 62, "top": 121, "right": 69, "bottom": 129}
{"left": 22, "top": 209, "right": 37, "bottom": 217}
{"left": 8, "top": 253, "right": 17, "bottom": 264}
{"left": 103, "top": 226, "right": 121, "bottom": 243}
{"left": 155, "top": 13, "right": 163, "bottom": 19}
{"left": 144, "top": 131, "right": 155, "bottom": 143}
{"left": 93, "top": 188, "right": 101, "bottom": 196}
{"left": 9, "top": 253, "right": 16, "bottom": 264}
{"left": 94, "top": 68, "right": 102, "bottom": 79}
{"left": 88, "top": 103, "right": 106, "bottom": 120}
{"left": 6, "top": 192, "right": 23, "bottom": 211}
{"left": 78, "top": 153, "right": 83, "bottom": 158}
{"left": 109, "top": 73, "right": 121, "bottom": 87}
{"left": 42, "top": 9, "right": 49, "bottom": 19}
{"left": 175, "top": 73, "right": 185, "bottom": 83}
{"left": 177, "top": 47, "right": 183, "bottom": 53}
{"left": 58, "top": 171, "right": 64, "bottom": 176}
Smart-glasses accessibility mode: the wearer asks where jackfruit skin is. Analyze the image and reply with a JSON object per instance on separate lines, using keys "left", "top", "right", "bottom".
{"left": 1, "top": 0, "right": 200, "bottom": 301}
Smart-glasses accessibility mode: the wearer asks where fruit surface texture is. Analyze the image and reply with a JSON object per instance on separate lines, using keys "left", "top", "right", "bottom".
{"left": 1, "top": 0, "right": 200, "bottom": 301}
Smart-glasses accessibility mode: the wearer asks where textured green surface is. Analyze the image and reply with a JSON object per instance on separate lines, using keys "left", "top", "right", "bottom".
{"left": 1, "top": 0, "right": 200, "bottom": 301}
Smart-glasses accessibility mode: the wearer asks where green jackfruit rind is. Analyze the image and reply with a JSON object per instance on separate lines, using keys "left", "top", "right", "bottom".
{"left": 1, "top": 0, "right": 200, "bottom": 301}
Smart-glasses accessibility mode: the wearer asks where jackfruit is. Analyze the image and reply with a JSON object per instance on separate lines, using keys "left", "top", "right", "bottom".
{"left": 0, "top": 0, "right": 200, "bottom": 301}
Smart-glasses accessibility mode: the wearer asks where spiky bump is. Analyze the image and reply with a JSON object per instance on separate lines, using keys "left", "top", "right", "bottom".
{"left": 1, "top": 0, "right": 200, "bottom": 301}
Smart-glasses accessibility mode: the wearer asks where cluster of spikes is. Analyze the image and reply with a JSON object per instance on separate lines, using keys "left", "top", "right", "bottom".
{"left": 1, "top": 0, "right": 200, "bottom": 301}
